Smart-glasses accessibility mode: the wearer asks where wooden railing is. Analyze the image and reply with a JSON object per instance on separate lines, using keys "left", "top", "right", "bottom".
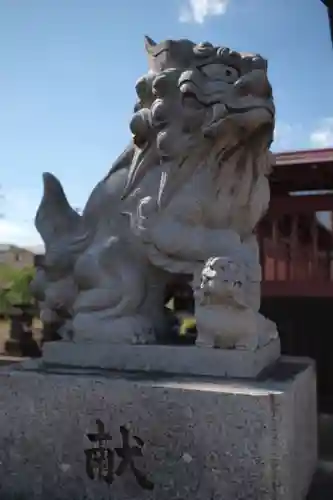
{"left": 258, "top": 194, "right": 333, "bottom": 297}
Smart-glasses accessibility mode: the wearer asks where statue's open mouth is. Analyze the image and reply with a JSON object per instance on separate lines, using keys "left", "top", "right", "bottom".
{"left": 179, "top": 79, "right": 275, "bottom": 125}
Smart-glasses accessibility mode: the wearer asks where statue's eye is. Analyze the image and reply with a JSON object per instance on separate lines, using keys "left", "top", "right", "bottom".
{"left": 201, "top": 64, "right": 239, "bottom": 84}
{"left": 223, "top": 66, "right": 239, "bottom": 83}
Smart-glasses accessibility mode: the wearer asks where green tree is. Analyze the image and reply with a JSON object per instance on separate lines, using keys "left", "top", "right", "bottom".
{"left": 0, "top": 285, "right": 11, "bottom": 316}
{"left": 0, "top": 264, "right": 35, "bottom": 314}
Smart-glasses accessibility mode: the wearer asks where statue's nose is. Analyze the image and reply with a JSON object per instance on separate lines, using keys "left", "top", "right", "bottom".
{"left": 234, "top": 70, "right": 272, "bottom": 99}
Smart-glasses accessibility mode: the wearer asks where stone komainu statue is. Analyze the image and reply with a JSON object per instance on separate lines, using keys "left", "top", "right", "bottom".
{"left": 31, "top": 37, "right": 278, "bottom": 350}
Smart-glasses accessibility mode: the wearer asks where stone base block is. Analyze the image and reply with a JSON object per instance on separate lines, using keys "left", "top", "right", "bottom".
{"left": 42, "top": 338, "right": 281, "bottom": 378}
{"left": 0, "top": 357, "right": 316, "bottom": 500}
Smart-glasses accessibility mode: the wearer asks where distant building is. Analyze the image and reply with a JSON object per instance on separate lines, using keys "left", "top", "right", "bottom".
{"left": 0, "top": 244, "right": 43, "bottom": 269}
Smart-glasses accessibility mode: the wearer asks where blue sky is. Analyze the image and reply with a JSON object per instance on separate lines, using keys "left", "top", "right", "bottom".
{"left": 0, "top": 0, "right": 332, "bottom": 246}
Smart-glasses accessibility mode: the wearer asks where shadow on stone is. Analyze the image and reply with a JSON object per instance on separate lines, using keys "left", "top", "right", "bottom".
{"left": 307, "top": 467, "right": 333, "bottom": 499}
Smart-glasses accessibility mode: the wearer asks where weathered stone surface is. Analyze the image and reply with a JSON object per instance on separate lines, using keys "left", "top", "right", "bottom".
{"left": 194, "top": 255, "right": 279, "bottom": 350}
{"left": 42, "top": 338, "right": 281, "bottom": 378}
{"left": 0, "top": 357, "right": 316, "bottom": 500}
{"left": 30, "top": 37, "right": 278, "bottom": 353}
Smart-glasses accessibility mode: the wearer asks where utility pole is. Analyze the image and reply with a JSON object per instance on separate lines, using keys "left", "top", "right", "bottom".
{"left": 321, "top": 0, "right": 333, "bottom": 47}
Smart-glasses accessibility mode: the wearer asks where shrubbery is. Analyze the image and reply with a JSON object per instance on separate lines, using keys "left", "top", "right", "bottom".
{"left": 0, "top": 264, "right": 35, "bottom": 315}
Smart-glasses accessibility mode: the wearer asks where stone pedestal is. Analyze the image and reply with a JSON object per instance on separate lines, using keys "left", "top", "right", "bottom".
{"left": 42, "top": 338, "right": 281, "bottom": 378}
{"left": 0, "top": 355, "right": 317, "bottom": 500}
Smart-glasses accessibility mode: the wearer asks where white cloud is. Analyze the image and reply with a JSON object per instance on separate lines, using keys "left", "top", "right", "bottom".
{"left": 310, "top": 118, "right": 333, "bottom": 148}
{"left": 273, "top": 118, "right": 333, "bottom": 152}
{"left": 0, "top": 218, "right": 41, "bottom": 247}
{"left": 179, "top": 0, "right": 230, "bottom": 23}
{"left": 273, "top": 122, "right": 293, "bottom": 148}
{"left": 0, "top": 184, "right": 81, "bottom": 247}
{"left": 0, "top": 187, "right": 42, "bottom": 247}
{"left": 272, "top": 121, "right": 305, "bottom": 152}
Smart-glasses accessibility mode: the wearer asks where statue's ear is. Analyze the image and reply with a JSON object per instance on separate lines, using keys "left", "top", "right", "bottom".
{"left": 144, "top": 35, "right": 157, "bottom": 53}
{"left": 35, "top": 172, "right": 81, "bottom": 247}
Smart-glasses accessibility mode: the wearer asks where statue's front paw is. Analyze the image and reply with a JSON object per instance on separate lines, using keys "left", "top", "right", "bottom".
{"left": 196, "top": 331, "right": 215, "bottom": 348}
{"left": 234, "top": 335, "right": 259, "bottom": 351}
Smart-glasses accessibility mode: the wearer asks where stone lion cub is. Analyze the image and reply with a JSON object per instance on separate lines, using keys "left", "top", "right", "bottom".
{"left": 194, "top": 256, "right": 277, "bottom": 351}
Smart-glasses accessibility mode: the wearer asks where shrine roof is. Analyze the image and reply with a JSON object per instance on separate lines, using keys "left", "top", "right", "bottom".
{"left": 271, "top": 148, "right": 333, "bottom": 194}
{"left": 275, "top": 148, "right": 333, "bottom": 166}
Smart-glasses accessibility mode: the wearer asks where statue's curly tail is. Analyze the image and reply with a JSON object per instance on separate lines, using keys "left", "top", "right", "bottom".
{"left": 35, "top": 172, "right": 81, "bottom": 247}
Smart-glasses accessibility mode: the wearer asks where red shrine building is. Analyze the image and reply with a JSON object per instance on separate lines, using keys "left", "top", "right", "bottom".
{"left": 172, "top": 147, "right": 333, "bottom": 411}
{"left": 259, "top": 147, "right": 333, "bottom": 412}
{"left": 259, "top": 148, "right": 333, "bottom": 298}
